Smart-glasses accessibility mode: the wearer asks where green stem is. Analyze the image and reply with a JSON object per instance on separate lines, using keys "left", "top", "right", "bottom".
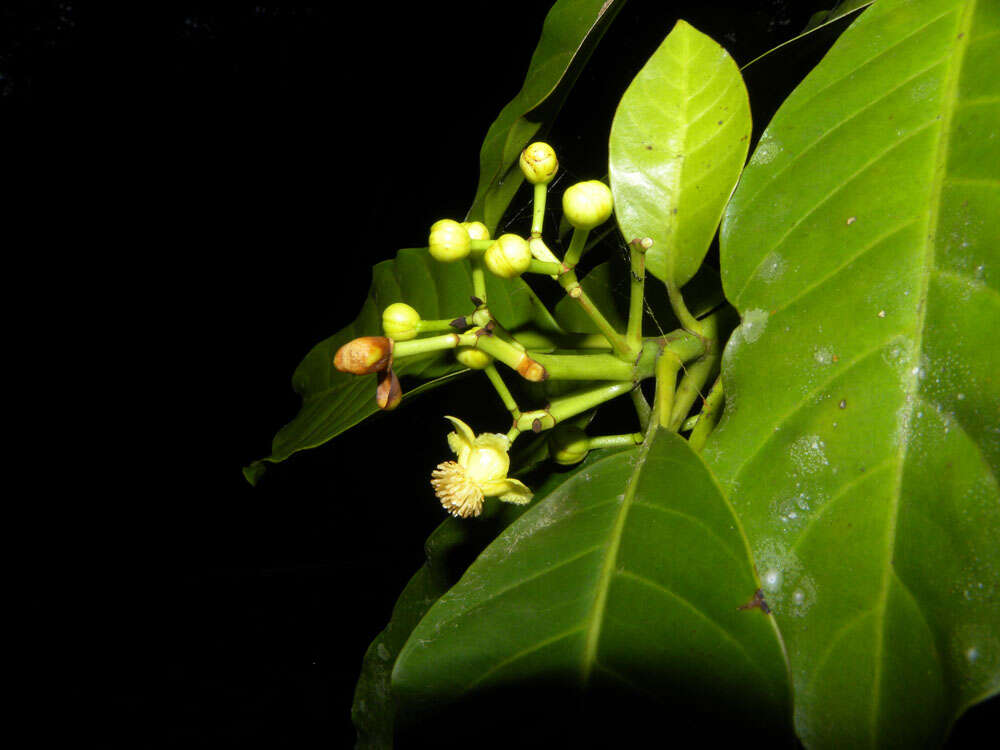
{"left": 418, "top": 318, "right": 466, "bottom": 334}
{"left": 588, "top": 432, "right": 644, "bottom": 450}
{"left": 516, "top": 381, "right": 634, "bottom": 433}
{"left": 392, "top": 333, "right": 464, "bottom": 358}
{"left": 471, "top": 256, "right": 487, "bottom": 302}
{"left": 529, "top": 351, "right": 636, "bottom": 381}
{"left": 665, "top": 276, "right": 704, "bottom": 336}
{"left": 655, "top": 351, "right": 682, "bottom": 430}
{"left": 563, "top": 227, "right": 590, "bottom": 269}
{"left": 582, "top": 225, "right": 616, "bottom": 254}
{"left": 559, "top": 270, "right": 633, "bottom": 359}
{"left": 630, "top": 387, "right": 651, "bottom": 432}
{"left": 689, "top": 376, "right": 724, "bottom": 453}
{"left": 469, "top": 240, "right": 493, "bottom": 251}
{"left": 531, "top": 182, "right": 547, "bottom": 237}
{"left": 484, "top": 363, "right": 520, "bottom": 420}
{"left": 527, "top": 259, "right": 564, "bottom": 276}
{"left": 668, "top": 312, "right": 721, "bottom": 430}
{"left": 626, "top": 238, "right": 650, "bottom": 351}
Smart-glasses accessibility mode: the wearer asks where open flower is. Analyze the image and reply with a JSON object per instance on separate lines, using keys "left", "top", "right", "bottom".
{"left": 430, "top": 416, "right": 533, "bottom": 518}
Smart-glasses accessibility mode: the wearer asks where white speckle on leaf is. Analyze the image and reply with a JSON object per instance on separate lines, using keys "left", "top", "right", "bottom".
{"left": 759, "top": 251, "right": 786, "bottom": 283}
{"left": 753, "top": 539, "right": 816, "bottom": 617}
{"left": 754, "top": 133, "right": 781, "bottom": 165}
{"left": 741, "top": 308, "right": 769, "bottom": 343}
{"left": 790, "top": 435, "right": 828, "bottom": 474}
{"left": 813, "top": 346, "right": 834, "bottom": 365}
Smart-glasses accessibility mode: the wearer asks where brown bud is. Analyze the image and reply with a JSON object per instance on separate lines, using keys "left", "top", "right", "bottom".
{"left": 376, "top": 367, "right": 402, "bottom": 410}
{"left": 334, "top": 336, "right": 393, "bottom": 375}
{"left": 516, "top": 355, "right": 548, "bottom": 382}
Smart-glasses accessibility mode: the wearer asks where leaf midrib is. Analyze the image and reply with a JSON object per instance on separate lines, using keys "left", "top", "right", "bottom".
{"left": 870, "top": 2, "right": 975, "bottom": 743}
{"left": 580, "top": 425, "right": 659, "bottom": 683}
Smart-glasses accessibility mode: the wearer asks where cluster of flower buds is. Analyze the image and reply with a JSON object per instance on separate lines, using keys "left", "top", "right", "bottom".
{"left": 332, "top": 140, "right": 628, "bottom": 519}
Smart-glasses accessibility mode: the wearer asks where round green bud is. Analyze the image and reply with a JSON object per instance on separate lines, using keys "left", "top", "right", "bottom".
{"left": 461, "top": 221, "right": 491, "bottom": 242}
{"left": 382, "top": 302, "right": 421, "bottom": 341}
{"left": 483, "top": 234, "right": 532, "bottom": 279}
{"left": 562, "top": 180, "right": 614, "bottom": 230}
{"left": 549, "top": 424, "right": 589, "bottom": 465}
{"left": 455, "top": 346, "right": 493, "bottom": 370}
{"left": 519, "top": 142, "right": 558, "bottom": 185}
{"left": 428, "top": 219, "right": 471, "bottom": 262}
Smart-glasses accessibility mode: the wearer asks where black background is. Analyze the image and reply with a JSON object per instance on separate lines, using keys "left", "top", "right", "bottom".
{"left": 8, "top": 0, "right": 995, "bottom": 746}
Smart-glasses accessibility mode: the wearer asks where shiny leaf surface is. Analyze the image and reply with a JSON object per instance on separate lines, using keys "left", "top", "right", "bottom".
{"left": 245, "top": 250, "right": 558, "bottom": 483}
{"left": 467, "top": 0, "right": 626, "bottom": 234}
{"left": 609, "top": 20, "right": 751, "bottom": 287}
{"left": 708, "top": 0, "right": 999, "bottom": 746}
{"left": 350, "top": 438, "right": 597, "bottom": 748}
{"left": 392, "top": 429, "right": 792, "bottom": 740}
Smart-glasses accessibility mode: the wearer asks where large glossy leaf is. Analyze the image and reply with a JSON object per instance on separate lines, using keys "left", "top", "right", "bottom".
{"left": 609, "top": 20, "right": 751, "bottom": 287}
{"left": 350, "top": 431, "right": 596, "bottom": 748}
{"left": 466, "top": 0, "right": 626, "bottom": 234}
{"left": 244, "top": 250, "right": 559, "bottom": 484}
{"left": 351, "top": 503, "right": 529, "bottom": 749}
{"left": 707, "top": 0, "right": 999, "bottom": 746}
{"left": 392, "top": 428, "right": 792, "bottom": 741}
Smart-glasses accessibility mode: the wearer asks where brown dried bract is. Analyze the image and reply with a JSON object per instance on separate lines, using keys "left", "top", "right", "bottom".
{"left": 376, "top": 367, "right": 402, "bottom": 410}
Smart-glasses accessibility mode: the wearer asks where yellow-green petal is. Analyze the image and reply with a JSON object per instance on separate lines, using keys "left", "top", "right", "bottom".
{"left": 444, "top": 416, "right": 476, "bottom": 451}
{"left": 482, "top": 478, "right": 533, "bottom": 505}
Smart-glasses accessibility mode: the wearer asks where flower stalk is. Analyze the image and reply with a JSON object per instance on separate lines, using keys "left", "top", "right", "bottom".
{"left": 689, "top": 376, "right": 724, "bottom": 453}
{"left": 627, "top": 237, "right": 652, "bottom": 351}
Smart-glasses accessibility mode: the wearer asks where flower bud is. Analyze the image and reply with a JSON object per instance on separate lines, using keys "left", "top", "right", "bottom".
{"left": 461, "top": 221, "right": 491, "bottom": 242}
{"left": 334, "top": 336, "right": 393, "bottom": 374}
{"left": 549, "top": 424, "right": 589, "bottom": 465}
{"left": 519, "top": 142, "right": 558, "bottom": 185}
{"left": 562, "top": 180, "right": 614, "bottom": 230}
{"left": 382, "top": 302, "right": 421, "bottom": 341}
{"left": 455, "top": 346, "right": 493, "bottom": 370}
{"left": 428, "top": 219, "right": 471, "bottom": 262}
{"left": 484, "top": 233, "right": 532, "bottom": 279}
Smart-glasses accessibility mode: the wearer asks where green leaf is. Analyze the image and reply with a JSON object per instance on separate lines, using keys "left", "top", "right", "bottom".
{"left": 350, "top": 440, "right": 596, "bottom": 748}
{"left": 467, "top": 0, "right": 626, "bottom": 234}
{"left": 708, "top": 0, "right": 1000, "bottom": 746}
{"left": 245, "top": 250, "right": 559, "bottom": 483}
{"left": 742, "top": 1, "right": 875, "bottom": 71}
{"left": 609, "top": 20, "right": 751, "bottom": 287}
{"left": 351, "top": 503, "right": 529, "bottom": 749}
{"left": 392, "top": 429, "right": 792, "bottom": 739}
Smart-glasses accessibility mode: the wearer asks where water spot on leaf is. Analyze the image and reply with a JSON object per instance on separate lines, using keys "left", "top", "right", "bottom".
{"left": 759, "top": 251, "right": 786, "bottom": 283}
{"left": 753, "top": 133, "right": 781, "bottom": 165}
{"left": 813, "top": 346, "right": 835, "bottom": 365}
{"left": 740, "top": 308, "right": 769, "bottom": 343}
{"left": 790, "top": 435, "right": 829, "bottom": 474}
